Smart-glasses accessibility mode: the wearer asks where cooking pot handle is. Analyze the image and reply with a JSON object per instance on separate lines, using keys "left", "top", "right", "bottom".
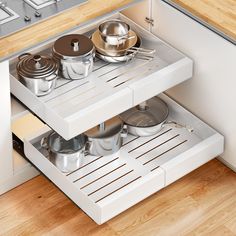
{"left": 121, "top": 125, "right": 128, "bottom": 138}
{"left": 18, "top": 53, "right": 31, "bottom": 61}
{"left": 40, "top": 137, "right": 49, "bottom": 149}
{"left": 163, "top": 121, "right": 194, "bottom": 133}
{"left": 84, "top": 140, "right": 92, "bottom": 156}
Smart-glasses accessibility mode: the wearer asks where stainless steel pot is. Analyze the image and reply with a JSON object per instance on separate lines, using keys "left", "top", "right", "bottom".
{"left": 120, "top": 97, "right": 193, "bottom": 137}
{"left": 84, "top": 116, "right": 127, "bottom": 156}
{"left": 41, "top": 132, "right": 87, "bottom": 173}
{"left": 17, "top": 53, "right": 58, "bottom": 96}
{"left": 99, "top": 19, "right": 135, "bottom": 46}
{"left": 52, "top": 34, "right": 95, "bottom": 80}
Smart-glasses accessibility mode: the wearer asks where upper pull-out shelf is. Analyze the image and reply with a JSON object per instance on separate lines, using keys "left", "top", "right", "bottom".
{"left": 10, "top": 13, "right": 193, "bottom": 140}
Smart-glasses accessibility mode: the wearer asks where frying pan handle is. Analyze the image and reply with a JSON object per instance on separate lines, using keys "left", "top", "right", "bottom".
{"left": 164, "top": 121, "right": 194, "bottom": 133}
{"left": 40, "top": 137, "right": 49, "bottom": 149}
{"left": 121, "top": 125, "right": 128, "bottom": 138}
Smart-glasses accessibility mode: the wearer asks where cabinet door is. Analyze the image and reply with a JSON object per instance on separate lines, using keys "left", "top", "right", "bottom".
{"left": 122, "top": 0, "right": 151, "bottom": 31}
{"left": 151, "top": 0, "right": 236, "bottom": 169}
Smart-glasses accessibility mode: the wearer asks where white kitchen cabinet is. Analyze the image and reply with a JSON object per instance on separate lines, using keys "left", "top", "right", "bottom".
{"left": 0, "top": 61, "right": 13, "bottom": 183}
{"left": 151, "top": 0, "right": 236, "bottom": 170}
{"left": 0, "top": 1, "right": 225, "bottom": 224}
{"left": 122, "top": 0, "right": 151, "bottom": 30}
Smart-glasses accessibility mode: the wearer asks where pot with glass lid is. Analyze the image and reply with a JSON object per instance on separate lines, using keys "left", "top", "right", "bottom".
{"left": 52, "top": 34, "right": 95, "bottom": 80}
{"left": 120, "top": 97, "right": 194, "bottom": 137}
{"left": 17, "top": 53, "right": 59, "bottom": 96}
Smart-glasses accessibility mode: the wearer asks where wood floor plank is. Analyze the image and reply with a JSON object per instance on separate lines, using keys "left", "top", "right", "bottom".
{"left": 0, "top": 159, "right": 236, "bottom": 235}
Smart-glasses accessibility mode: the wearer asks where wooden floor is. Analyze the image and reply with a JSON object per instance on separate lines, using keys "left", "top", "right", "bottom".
{"left": 1, "top": 159, "right": 236, "bottom": 235}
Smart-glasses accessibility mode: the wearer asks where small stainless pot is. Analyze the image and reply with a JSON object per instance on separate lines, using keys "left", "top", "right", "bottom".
{"left": 52, "top": 34, "right": 95, "bottom": 80}
{"left": 99, "top": 19, "right": 134, "bottom": 46}
{"left": 84, "top": 116, "right": 127, "bottom": 156}
{"left": 17, "top": 53, "right": 58, "bottom": 96}
{"left": 120, "top": 97, "right": 193, "bottom": 137}
{"left": 41, "top": 132, "right": 87, "bottom": 173}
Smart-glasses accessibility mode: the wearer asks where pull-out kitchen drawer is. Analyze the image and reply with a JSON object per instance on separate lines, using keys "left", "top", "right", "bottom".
{"left": 20, "top": 94, "right": 223, "bottom": 224}
{"left": 10, "top": 13, "right": 193, "bottom": 140}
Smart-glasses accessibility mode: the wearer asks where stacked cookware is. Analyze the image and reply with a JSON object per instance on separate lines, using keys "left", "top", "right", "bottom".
{"left": 16, "top": 19, "right": 191, "bottom": 173}
{"left": 16, "top": 19, "right": 155, "bottom": 96}
{"left": 91, "top": 19, "right": 155, "bottom": 63}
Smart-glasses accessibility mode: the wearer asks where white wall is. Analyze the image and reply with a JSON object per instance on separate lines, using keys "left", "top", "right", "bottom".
{"left": 123, "top": 0, "right": 236, "bottom": 170}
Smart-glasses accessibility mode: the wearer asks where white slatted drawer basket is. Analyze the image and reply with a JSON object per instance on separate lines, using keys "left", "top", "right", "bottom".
{"left": 23, "top": 94, "right": 224, "bottom": 224}
{"left": 10, "top": 13, "right": 193, "bottom": 140}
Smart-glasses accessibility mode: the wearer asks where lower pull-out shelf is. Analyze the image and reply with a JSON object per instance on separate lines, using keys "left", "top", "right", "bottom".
{"left": 10, "top": 12, "right": 192, "bottom": 140}
{"left": 22, "top": 94, "right": 224, "bottom": 224}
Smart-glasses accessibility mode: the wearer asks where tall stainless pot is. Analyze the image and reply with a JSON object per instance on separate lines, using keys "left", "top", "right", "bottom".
{"left": 41, "top": 132, "right": 87, "bottom": 173}
{"left": 84, "top": 116, "right": 127, "bottom": 156}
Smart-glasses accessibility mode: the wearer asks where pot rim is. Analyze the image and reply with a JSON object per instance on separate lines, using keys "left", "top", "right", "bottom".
{"left": 47, "top": 132, "right": 87, "bottom": 155}
{"left": 52, "top": 46, "right": 95, "bottom": 60}
{"left": 99, "top": 19, "right": 130, "bottom": 37}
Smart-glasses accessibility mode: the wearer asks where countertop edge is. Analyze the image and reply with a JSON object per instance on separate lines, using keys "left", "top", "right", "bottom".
{"left": 162, "top": 0, "right": 236, "bottom": 45}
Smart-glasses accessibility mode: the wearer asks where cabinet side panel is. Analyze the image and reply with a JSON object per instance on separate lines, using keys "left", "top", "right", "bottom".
{"left": 0, "top": 60, "right": 13, "bottom": 183}
{"left": 152, "top": 0, "right": 236, "bottom": 169}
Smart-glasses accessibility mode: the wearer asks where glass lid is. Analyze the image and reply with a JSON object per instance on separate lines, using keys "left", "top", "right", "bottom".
{"left": 120, "top": 97, "right": 169, "bottom": 128}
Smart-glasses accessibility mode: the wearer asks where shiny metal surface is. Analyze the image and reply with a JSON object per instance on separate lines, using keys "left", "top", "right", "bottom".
{"left": 120, "top": 97, "right": 194, "bottom": 136}
{"left": 0, "top": 3, "right": 19, "bottom": 24}
{"left": 0, "top": 0, "right": 88, "bottom": 38}
{"left": 95, "top": 36, "right": 144, "bottom": 63}
{"left": 24, "top": 0, "right": 60, "bottom": 10}
{"left": 41, "top": 132, "right": 87, "bottom": 173}
{"left": 85, "top": 116, "right": 127, "bottom": 156}
{"left": 92, "top": 29, "right": 138, "bottom": 57}
{"left": 99, "top": 19, "right": 132, "bottom": 46}
{"left": 120, "top": 97, "right": 169, "bottom": 136}
{"left": 17, "top": 53, "right": 58, "bottom": 96}
{"left": 52, "top": 34, "right": 95, "bottom": 80}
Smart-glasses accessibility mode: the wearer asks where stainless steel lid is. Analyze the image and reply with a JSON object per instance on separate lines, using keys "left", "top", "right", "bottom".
{"left": 48, "top": 132, "right": 87, "bottom": 154}
{"left": 85, "top": 116, "right": 123, "bottom": 139}
{"left": 52, "top": 34, "right": 94, "bottom": 60}
{"left": 120, "top": 97, "right": 169, "bottom": 128}
{"left": 17, "top": 53, "right": 58, "bottom": 79}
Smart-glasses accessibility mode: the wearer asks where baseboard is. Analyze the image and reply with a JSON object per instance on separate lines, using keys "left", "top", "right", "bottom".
{"left": 217, "top": 156, "right": 236, "bottom": 173}
{"left": 0, "top": 165, "right": 39, "bottom": 195}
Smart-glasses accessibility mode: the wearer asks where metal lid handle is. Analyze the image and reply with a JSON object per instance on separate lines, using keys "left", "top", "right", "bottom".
{"left": 33, "top": 55, "right": 42, "bottom": 69}
{"left": 71, "top": 39, "right": 80, "bottom": 52}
